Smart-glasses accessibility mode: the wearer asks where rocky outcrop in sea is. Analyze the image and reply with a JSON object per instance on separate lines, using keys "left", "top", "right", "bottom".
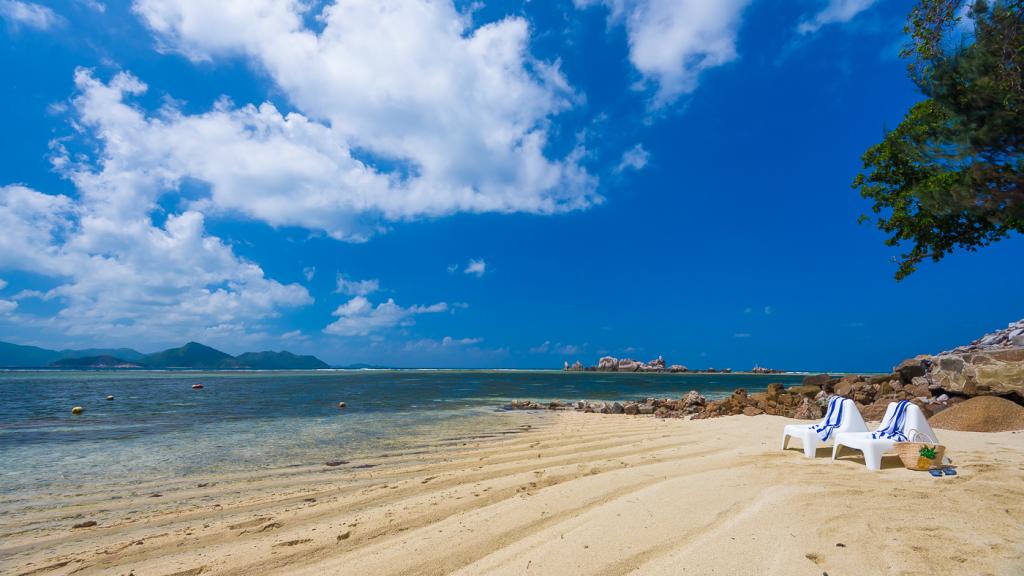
{"left": 564, "top": 355, "right": 783, "bottom": 374}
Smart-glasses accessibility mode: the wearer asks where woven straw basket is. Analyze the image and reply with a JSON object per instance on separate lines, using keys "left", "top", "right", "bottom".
{"left": 896, "top": 429, "right": 945, "bottom": 471}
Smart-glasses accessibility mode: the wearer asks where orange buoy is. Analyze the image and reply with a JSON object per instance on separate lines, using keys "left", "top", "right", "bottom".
{"left": 337, "top": 401, "right": 347, "bottom": 409}
{"left": 71, "top": 406, "right": 84, "bottom": 415}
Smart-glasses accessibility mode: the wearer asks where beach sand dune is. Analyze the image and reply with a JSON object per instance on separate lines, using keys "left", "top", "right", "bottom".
{"left": 2, "top": 413, "right": 1022, "bottom": 576}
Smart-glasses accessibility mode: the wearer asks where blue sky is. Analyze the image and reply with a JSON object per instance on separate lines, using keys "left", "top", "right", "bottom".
{"left": 0, "top": 0, "right": 1021, "bottom": 370}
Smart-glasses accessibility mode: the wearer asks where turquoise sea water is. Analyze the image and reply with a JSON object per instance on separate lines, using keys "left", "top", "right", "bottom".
{"left": 0, "top": 370, "right": 804, "bottom": 499}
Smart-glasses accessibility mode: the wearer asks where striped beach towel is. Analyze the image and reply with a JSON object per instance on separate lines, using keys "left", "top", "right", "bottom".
{"left": 871, "top": 400, "right": 911, "bottom": 441}
{"left": 813, "top": 395, "right": 845, "bottom": 441}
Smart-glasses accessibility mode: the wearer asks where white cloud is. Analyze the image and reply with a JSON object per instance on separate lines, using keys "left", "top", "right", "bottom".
{"left": 0, "top": 299, "right": 16, "bottom": 314}
{"left": 0, "top": 184, "right": 311, "bottom": 345}
{"left": 797, "top": 0, "right": 880, "bottom": 35}
{"left": 464, "top": 258, "right": 486, "bottom": 278}
{"left": 442, "top": 336, "right": 483, "bottom": 346}
{"left": 335, "top": 273, "right": 379, "bottom": 296}
{"left": 401, "top": 335, "right": 485, "bottom": 353}
{"left": 530, "top": 341, "right": 583, "bottom": 355}
{"left": 734, "top": 332, "right": 751, "bottom": 338}
{"left": 77, "top": 0, "right": 106, "bottom": 13}
{"left": 130, "top": 0, "right": 598, "bottom": 236}
{"left": 324, "top": 296, "right": 447, "bottom": 337}
{"left": 763, "top": 305, "right": 774, "bottom": 315}
{"left": 616, "top": 143, "right": 649, "bottom": 172}
{"left": 575, "top": 0, "right": 752, "bottom": 106}
{"left": 0, "top": 279, "right": 7, "bottom": 290}
{"left": 447, "top": 263, "right": 460, "bottom": 274}
{"left": 0, "top": 0, "right": 61, "bottom": 30}
{"left": 303, "top": 266, "right": 316, "bottom": 281}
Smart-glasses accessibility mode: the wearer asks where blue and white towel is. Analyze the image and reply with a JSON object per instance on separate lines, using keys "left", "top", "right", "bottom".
{"left": 871, "top": 400, "right": 911, "bottom": 441}
{"left": 812, "top": 395, "right": 845, "bottom": 441}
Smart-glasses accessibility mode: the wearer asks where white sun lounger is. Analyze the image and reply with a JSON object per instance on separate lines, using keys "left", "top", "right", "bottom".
{"left": 832, "top": 400, "right": 938, "bottom": 471}
{"left": 782, "top": 396, "right": 867, "bottom": 458}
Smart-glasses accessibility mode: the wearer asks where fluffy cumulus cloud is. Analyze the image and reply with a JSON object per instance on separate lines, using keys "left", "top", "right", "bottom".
{"left": 335, "top": 274, "right": 380, "bottom": 297}
{"left": 464, "top": 258, "right": 487, "bottom": 278}
{"left": 797, "top": 0, "right": 880, "bottom": 35}
{"left": 575, "top": 0, "right": 752, "bottom": 105}
{"left": 324, "top": 296, "right": 448, "bottom": 337}
{"left": 0, "top": 0, "right": 62, "bottom": 30}
{"left": 0, "top": 184, "right": 310, "bottom": 343}
{"left": 0, "top": 69, "right": 316, "bottom": 346}
{"left": 130, "top": 0, "right": 597, "bottom": 236}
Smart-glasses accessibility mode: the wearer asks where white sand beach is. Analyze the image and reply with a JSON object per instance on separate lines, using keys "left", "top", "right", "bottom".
{"left": 3, "top": 412, "right": 1023, "bottom": 576}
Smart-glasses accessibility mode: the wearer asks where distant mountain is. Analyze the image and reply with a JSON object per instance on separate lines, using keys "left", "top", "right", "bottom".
{"left": 143, "top": 342, "right": 242, "bottom": 369}
{"left": 51, "top": 355, "right": 142, "bottom": 368}
{"left": 234, "top": 351, "right": 330, "bottom": 370}
{"left": 58, "top": 347, "right": 145, "bottom": 361}
{"left": 0, "top": 341, "right": 146, "bottom": 367}
{"left": 0, "top": 341, "right": 63, "bottom": 367}
{"left": 0, "top": 339, "right": 329, "bottom": 370}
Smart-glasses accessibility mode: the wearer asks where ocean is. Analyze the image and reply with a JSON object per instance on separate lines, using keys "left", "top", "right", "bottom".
{"left": 0, "top": 370, "right": 804, "bottom": 501}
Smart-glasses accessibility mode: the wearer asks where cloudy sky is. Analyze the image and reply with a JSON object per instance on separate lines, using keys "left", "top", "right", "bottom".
{"left": 1, "top": 0, "right": 1021, "bottom": 370}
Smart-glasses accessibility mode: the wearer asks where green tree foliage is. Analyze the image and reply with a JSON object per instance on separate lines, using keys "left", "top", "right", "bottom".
{"left": 854, "top": 0, "right": 1022, "bottom": 280}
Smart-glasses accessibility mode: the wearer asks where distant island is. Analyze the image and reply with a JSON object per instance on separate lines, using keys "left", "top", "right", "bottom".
{"left": 0, "top": 340, "right": 329, "bottom": 370}
{"left": 563, "top": 355, "right": 786, "bottom": 374}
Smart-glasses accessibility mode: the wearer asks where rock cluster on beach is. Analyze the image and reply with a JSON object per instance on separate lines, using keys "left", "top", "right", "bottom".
{"left": 505, "top": 371, "right": 961, "bottom": 422}
{"left": 898, "top": 319, "right": 1024, "bottom": 402}
{"left": 523, "top": 319, "right": 1024, "bottom": 425}
{"left": 506, "top": 391, "right": 708, "bottom": 418}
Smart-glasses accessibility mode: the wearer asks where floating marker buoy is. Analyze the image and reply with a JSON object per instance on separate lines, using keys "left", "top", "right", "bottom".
{"left": 71, "top": 406, "right": 84, "bottom": 415}
{"left": 337, "top": 401, "right": 347, "bottom": 409}
{"left": 106, "top": 395, "right": 114, "bottom": 401}
{"left": 192, "top": 384, "right": 204, "bottom": 389}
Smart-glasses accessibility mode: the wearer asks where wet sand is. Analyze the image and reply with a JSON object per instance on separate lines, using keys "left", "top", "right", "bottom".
{"left": 2, "top": 412, "right": 1022, "bottom": 576}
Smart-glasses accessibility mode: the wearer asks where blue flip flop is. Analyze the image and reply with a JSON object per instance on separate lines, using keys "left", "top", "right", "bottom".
{"left": 942, "top": 466, "right": 957, "bottom": 476}
{"left": 928, "top": 468, "right": 942, "bottom": 477}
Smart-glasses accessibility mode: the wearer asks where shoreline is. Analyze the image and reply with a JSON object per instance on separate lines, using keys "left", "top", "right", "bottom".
{"left": 0, "top": 367, "right": 843, "bottom": 375}
{"left": 3, "top": 411, "right": 1021, "bottom": 576}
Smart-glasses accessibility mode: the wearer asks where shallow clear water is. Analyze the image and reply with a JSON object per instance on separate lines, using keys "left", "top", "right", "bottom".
{"left": 0, "top": 370, "right": 803, "bottom": 498}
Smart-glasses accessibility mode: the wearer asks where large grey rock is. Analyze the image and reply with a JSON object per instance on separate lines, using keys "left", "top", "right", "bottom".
{"left": 681, "top": 390, "right": 706, "bottom": 407}
{"left": 792, "top": 397, "right": 823, "bottom": 420}
{"left": 922, "top": 348, "right": 1024, "bottom": 400}
{"left": 598, "top": 356, "right": 618, "bottom": 371}
{"left": 802, "top": 374, "right": 831, "bottom": 388}
{"left": 895, "top": 356, "right": 928, "bottom": 384}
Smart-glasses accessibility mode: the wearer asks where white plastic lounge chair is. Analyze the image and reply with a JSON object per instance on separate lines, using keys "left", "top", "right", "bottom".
{"left": 782, "top": 396, "right": 867, "bottom": 458}
{"left": 832, "top": 400, "right": 938, "bottom": 471}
